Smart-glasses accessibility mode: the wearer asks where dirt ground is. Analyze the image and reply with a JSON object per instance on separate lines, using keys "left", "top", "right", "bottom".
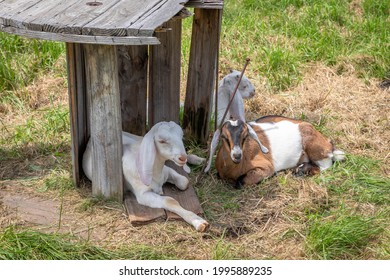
{"left": 0, "top": 63, "right": 389, "bottom": 259}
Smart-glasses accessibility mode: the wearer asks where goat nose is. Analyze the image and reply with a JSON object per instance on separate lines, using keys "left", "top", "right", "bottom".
{"left": 178, "top": 155, "right": 187, "bottom": 163}
{"left": 233, "top": 153, "right": 242, "bottom": 161}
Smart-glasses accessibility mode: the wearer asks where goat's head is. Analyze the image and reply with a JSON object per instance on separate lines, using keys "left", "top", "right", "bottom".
{"left": 137, "top": 121, "right": 187, "bottom": 185}
{"left": 220, "top": 119, "right": 251, "bottom": 164}
{"left": 223, "top": 70, "right": 256, "bottom": 99}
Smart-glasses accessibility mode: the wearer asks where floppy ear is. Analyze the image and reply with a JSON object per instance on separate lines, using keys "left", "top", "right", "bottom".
{"left": 136, "top": 124, "right": 160, "bottom": 185}
{"left": 228, "top": 93, "right": 246, "bottom": 123}
{"left": 204, "top": 128, "right": 221, "bottom": 173}
{"left": 247, "top": 123, "right": 269, "bottom": 154}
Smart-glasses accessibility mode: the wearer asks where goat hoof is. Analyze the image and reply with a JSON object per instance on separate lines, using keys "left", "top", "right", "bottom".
{"left": 195, "top": 220, "right": 209, "bottom": 232}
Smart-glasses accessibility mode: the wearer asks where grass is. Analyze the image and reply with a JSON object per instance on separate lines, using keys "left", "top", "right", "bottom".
{"left": 316, "top": 155, "right": 390, "bottom": 205}
{"left": 0, "top": 0, "right": 389, "bottom": 260}
{"left": 0, "top": 33, "right": 65, "bottom": 92}
{"left": 218, "top": 0, "right": 389, "bottom": 90}
{"left": 0, "top": 226, "right": 174, "bottom": 260}
{"left": 306, "top": 212, "right": 386, "bottom": 259}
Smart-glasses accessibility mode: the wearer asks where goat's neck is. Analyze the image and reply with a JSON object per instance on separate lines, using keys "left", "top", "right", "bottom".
{"left": 219, "top": 85, "right": 240, "bottom": 104}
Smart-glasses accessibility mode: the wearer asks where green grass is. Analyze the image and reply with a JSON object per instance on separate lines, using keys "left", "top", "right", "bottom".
{"left": 0, "top": 105, "right": 70, "bottom": 160}
{"left": 1, "top": 0, "right": 389, "bottom": 261}
{"left": 0, "top": 33, "right": 65, "bottom": 92}
{"left": 316, "top": 155, "right": 390, "bottom": 205}
{"left": 306, "top": 212, "right": 386, "bottom": 259}
{"left": 216, "top": 0, "right": 389, "bottom": 90}
{"left": 0, "top": 226, "right": 174, "bottom": 260}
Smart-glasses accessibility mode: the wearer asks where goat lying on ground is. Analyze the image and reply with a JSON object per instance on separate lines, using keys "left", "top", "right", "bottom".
{"left": 215, "top": 116, "right": 345, "bottom": 188}
{"left": 216, "top": 70, "right": 256, "bottom": 126}
{"left": 204, "top": 70, "right": 268, "bottom": 172}
{"left": 83, "top": 121, "right": 209, "bottom": 232}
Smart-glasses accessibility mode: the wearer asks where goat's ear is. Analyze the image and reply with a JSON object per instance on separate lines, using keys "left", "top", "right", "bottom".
{"left": 204, "top": 129, "right": 221, "bottom": 173}
{"left": 247, "top": 124, "right": 269, "bottom": 154}
{"left": 136, "top": 124, "right": 160, "bottom": 185}
{"left": 228, "top": 93, "right": 246, "bottom": 122}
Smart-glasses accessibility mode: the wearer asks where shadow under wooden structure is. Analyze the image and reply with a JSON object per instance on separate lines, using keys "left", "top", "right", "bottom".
{"left": 0, "top": 0, "right": 223, "bottom": 225}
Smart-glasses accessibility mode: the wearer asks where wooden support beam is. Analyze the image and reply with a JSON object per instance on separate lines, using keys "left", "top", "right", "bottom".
{"left": 66, "top": 43, "right": 88, "bottom": 186}
{"left": 117, "top": 45, "right": 148, "bottom": 135}
{"left": 183, "top": 8, "right": 222, "bottom": 144}
{"left": 149, "top": 19, "right": 182, "bottom": 126}
{"left": 84, "top": 44, "right": 123, "bottom": 201}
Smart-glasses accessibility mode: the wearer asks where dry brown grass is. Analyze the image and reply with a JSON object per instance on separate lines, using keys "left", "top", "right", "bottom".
{"left": 0, "top": 62, "right": 389, "bottom": 259}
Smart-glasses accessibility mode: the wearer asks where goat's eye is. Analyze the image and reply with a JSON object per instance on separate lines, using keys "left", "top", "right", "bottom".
{"left": 158, "top": 139, "right": 167, "bottom": 144}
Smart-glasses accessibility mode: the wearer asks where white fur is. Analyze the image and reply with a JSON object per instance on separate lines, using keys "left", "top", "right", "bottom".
{"left": 204, "top": 128, "right": 220, "bottom": 173}
{"left": 250, "top": 121, "right": 303, "bottom": 172}
{"left": 83, "top": 121, "right": 208, "bottom": 232}
{"left": 332, "top": 150, "right": 346, "bottom": 162}
{"left": 215, "top": 70, "right": 256, "bottom": 125}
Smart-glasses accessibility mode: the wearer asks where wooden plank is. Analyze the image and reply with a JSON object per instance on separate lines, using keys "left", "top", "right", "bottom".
{"left": 124, "top": 192, "right": 165, "bottom": 226}
{"left": 1, "top": 0, "right": 189, "bottom": 38}
{"left": 66, "top": 43, "right": 88, "bottom": 186}
{"left": 84, "top": 44, "right": 123, "bottom": 201}
{"left": 128, "top": 0, "right": 188, "bottom": 36}
{"left": 163, "top": 161, "right": 203, "bottom": 220}
{"left": 164, "top": 184, "right": 204, "bottom": 220}
{"left": 0, "top": 26, "right": 160, "bottom": 45}
{"left": 124, "top": 183, "right": 203, "bottom": 226}
{"left": 148, "top": 19, "right": 181, "bottom": 126}
{"left": 183, "top": 8, "right": 222, "bottom": 143}
{"left": 185, "top": 0, "right": 224, "bottom": 9}
{"left": 40, "top": 0, "right": 120, "bottom": 34}
{"left": 0, "top": 0, "right": 38, "bottom": 25}
{"left": 82, "top": 0, "right": 162, "bottom": 36}
{"left": 4, "top": 0, "right": 78, "bottom": 31}
{"left": 117, "top": 45, "right": 148, "bottom": 135}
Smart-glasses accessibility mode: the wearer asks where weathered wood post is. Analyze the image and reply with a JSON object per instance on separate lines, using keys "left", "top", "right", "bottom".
{"left": 183, "top": 8, "right": 222, "bottom": 144}
{"left": 149, "top": 19, "right": 182, "bottom": 126}
{"left": 66, "top": 43, "right": 88, "bottom": 186}
{"left": 84, "top": 44, "right": 123, "bottom": 201}
{"left": 117, "top": 45, "right": 148, "bottom": 135}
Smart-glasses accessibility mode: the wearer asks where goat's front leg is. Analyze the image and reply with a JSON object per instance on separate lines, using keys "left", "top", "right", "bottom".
{"left": 136, "top": 191, "right": 209, "bottom": 232}
{"left": 164, "top": 166, "right": 189, "bottom": 191}
{"left": 236, "top": 166, "right": 274, "bottom": 188}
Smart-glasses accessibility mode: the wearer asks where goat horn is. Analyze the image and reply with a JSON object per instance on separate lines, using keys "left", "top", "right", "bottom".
{"left": 247, "top": 124, "right": 269, "bottom": 154}
{"left": 204, "top": 128, "right": 221, "bottom": 173}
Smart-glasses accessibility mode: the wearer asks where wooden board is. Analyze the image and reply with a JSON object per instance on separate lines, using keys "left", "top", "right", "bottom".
{"left": 118, "top": 45, "right": 148, "bottom": 135}
{"left": 84, "top": 44, "right": 123, "bottom": 201}
{"left": 183, "top": 8, "right": 222, "bottom": 143}
{"left": 0, "top": 0, "right": 191, "bottom": 44}
{"left": 124, "top": 163, "right": 203, "bottom": 226}
{"left": 149, "top": 19, "right": 181, "bottom": 126}
{"left": 124, "top": 184, "right": 203, "bottom": 226}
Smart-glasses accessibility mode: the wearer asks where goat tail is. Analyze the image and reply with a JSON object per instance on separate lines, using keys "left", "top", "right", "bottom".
{"left": 332, "top": 149, "right": 346, "bottom": 162}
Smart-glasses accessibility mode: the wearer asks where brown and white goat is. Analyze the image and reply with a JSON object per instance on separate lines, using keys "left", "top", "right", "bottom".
{"left": 215, "top": 116, "right": 345, "bottom": 188}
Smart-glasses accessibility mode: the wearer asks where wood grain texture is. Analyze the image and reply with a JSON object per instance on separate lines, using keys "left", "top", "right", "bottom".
{"left": 0, "top": 26, "right": 160, "bottom": 45}
{"left": 186, "top": 0, "right": 224, "bottom": 9}
{"left": 183, "top": 8, "right": 222, "bottom": 143}
{"left": 148, "top": 19, "right": 181, "bottom": 126}
{"left": 84, "top": 44, "right": 123, "bottom": 201}
{"left": 66, "top": 43, "right": 89, "bottom": 186}
{"left": 117, "top": 45, "right": 148, "bottom": 135}
{"left": 0, "top": 0, "right": 190, "bottom": 43}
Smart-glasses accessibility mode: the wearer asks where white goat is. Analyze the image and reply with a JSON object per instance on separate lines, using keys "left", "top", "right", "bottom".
{"left": 82, "top": 121, "right": 209, "bottom": 232}
{"left": 205, "top": 70, "right": 268, "bottom": 172}
{"left": 216, "top": 70, "right": 256, "bottom": 126}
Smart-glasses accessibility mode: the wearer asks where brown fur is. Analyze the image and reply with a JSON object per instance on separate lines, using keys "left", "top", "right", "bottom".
{"left": 216, "top": 116, "right": 336, "bottom": 187}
